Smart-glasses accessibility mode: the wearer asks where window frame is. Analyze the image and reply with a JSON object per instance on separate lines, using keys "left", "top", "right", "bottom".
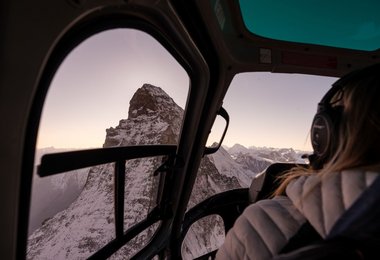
{"left": 22, "top": 9, "right": 210, "bottom": 259}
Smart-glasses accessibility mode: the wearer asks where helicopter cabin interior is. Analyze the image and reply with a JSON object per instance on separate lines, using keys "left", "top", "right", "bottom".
{"left": 1, "top": 0, "right": 380, "bottom": 259}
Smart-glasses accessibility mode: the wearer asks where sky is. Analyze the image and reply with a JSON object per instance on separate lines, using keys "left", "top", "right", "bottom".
{"left": 37, "top": 28, "right": 336, "bottom": 151}
{"left": 217, "top": 73, "right": 335, "bottom": 151}
{"left": 37, "top": 29, "right": 189, "bottom": 149}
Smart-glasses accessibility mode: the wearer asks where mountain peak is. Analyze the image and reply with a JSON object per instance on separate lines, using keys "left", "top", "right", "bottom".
{"left": 228, "top": 143, "right": 248, "bottom": 154}
{"left": 104, "top": 84, "right": 183, "bottom": 147}
{"left": 128, "top": 84, "right": 178, "bottom": 119}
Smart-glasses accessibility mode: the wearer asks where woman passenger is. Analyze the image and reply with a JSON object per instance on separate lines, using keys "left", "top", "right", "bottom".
{"left": 216, "top": 63, "right": 380, "bottom": 259}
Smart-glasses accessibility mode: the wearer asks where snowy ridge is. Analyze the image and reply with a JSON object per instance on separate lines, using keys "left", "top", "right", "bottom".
{"left": 28, "top": 164, "right": 115, "bottom": 259}
{"left": 207, "top": 146, "right": 255, "bottom": 187}
{"left": 229, "top": 144, "right": 307, "bottom": 163}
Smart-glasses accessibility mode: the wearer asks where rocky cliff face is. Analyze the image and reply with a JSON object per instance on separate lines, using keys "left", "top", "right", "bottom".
{"left": 103, "top": 84, "right": 183, "bottom": 147}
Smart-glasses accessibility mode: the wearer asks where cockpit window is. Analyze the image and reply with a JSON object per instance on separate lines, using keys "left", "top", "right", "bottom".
{"left": 185, "top": 72, "right": 336, "bottom": 257}
{"left": 191, "top": 72, "right": 336, "bottom": 201}
{"left": 29, "top": 28, "right": 189, "bottom": 258}
{"left": 221, "top": 72, "right": 335, "bottom": 152}
{"left": 239, "top": 0, "right": 380, "bottom": 51}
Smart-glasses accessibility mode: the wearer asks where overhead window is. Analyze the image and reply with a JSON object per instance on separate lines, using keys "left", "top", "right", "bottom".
{"left": 239, "top": 0, "right": 380, "bottom": 51}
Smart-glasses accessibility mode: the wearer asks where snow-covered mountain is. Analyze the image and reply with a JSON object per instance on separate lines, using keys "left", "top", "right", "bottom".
{"left": 227, "top": 143, "right": 250, "bottom": 155}
{"left": 208, "top": 144, "right": 306, "bottom": 189}
{"left": 28, "top": 84, "right": 184, "bottom": 259}
{"left": 207, "top": 146, "right": 256, "bottom": 187}
{"left": 28, "top": 84, "right": 307, "bottom": 259}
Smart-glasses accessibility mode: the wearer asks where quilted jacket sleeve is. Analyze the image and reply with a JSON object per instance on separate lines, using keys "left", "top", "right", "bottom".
{"left": 216, "top": 196, "right": 306, "bottom": 260}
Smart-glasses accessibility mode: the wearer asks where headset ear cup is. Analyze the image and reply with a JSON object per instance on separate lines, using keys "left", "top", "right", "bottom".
{"left": 311, "top": 106, "right": 342, "bottom": 165}
{"left": 311, "top": 112, "right": 333, "bottom": 159}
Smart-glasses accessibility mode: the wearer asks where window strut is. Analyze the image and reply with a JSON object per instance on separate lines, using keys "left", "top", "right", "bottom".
{"left": 114, "top": 160, "right": 126, "bottom": 239}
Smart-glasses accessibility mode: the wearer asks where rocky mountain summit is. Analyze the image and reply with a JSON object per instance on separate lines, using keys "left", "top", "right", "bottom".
{"left": 104, "top": 84, "right": 183, "bottom": 147}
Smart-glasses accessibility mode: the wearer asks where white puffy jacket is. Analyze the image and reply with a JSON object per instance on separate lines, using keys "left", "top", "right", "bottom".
{"left": 216, "top": 169, "right": 379, "bottom": 260}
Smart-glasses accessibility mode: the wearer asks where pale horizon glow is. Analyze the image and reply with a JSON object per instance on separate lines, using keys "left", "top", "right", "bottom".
{"left": 37, "top": 28, "right": 337, "bottom": 152}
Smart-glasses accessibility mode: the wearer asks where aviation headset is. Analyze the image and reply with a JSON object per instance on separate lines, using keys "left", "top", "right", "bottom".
{"left": 310, "top": 69, "right": 360, "bottom": 168}
{"left": 310, "top": 82, "right": 343, "bottom": 165}
{"left": 310, "top": 63, "right": 380, "bottom": 168}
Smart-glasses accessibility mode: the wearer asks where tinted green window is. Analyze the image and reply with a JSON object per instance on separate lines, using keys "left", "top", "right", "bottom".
{"left": 239, "top": 0, "right": 380, "bottom": 51}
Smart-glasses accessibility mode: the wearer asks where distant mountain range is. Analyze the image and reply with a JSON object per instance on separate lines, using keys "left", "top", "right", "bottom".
{"left": 28, "top": 84, "right": 307, "bottom": 259}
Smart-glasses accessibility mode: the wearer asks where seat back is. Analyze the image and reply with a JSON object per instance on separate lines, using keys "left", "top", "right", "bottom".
{"left": 249, "top": 163, "right": 305, "bottom": 203}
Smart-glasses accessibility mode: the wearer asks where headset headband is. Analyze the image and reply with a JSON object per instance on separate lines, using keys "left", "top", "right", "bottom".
{"left": 323, "top": 63, "right": 380, "bottom": 104}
